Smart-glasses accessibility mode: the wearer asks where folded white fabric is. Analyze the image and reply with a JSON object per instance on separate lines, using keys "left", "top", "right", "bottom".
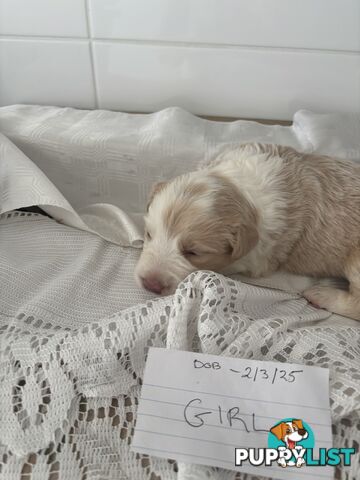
{"left": 293, "top": 110, "right": 360, "bottom": 160}
{"left": 0, "top": 130, "right": 144, "bottom": 246}
{"left": 1, "top": 105, "right": 359, "bottom": 249}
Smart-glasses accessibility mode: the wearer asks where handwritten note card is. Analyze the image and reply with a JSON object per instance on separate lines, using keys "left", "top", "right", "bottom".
{"left": 132, "top": 348, "right": 333, "bottom": 480}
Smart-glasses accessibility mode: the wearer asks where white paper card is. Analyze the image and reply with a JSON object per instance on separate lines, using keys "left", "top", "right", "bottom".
{"left": 133, "top": 348, "right": 334, "bottom": 480}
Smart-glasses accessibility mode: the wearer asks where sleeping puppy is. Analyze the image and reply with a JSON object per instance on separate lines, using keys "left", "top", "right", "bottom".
{"left": 135, "top": 143, "right": 360, "bottom": 320}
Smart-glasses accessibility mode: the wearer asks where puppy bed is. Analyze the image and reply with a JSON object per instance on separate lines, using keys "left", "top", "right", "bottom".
{"left": 0, "top": 105, "right": 359, "bottom": 480}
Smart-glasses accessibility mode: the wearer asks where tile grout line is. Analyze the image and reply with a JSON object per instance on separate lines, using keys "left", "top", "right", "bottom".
{"left": 84, "top": 0, "right": 99, "bottom": 109}
{"left": 0, "top": 34, "right": 359, "bottom": 57}
{"left": 0, "top": 34, "right": 88, "bottom": 42}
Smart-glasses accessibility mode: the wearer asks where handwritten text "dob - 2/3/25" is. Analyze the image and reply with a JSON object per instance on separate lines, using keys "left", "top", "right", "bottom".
{"left": 193, "top": 360, "right": 304, "bottom": 384}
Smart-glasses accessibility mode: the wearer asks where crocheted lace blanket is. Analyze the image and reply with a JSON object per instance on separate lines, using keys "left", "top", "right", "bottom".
{"left": 0, "top": 105, "right": 359, "bottom": 479}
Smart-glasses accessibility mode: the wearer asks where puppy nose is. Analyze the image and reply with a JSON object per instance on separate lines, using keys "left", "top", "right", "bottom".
{"left": 298, "top": 429, "right": 306, "bottom": 436}
{"left": 141, "top": 276, "right": 164, "bottom": 294}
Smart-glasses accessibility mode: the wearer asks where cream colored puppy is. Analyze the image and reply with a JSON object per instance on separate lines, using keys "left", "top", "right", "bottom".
{"left": 135, "top": 143, "right": 360, "bottom": 320}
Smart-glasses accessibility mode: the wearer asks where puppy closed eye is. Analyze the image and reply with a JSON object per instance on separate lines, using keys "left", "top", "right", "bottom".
{"left": 182, "top": 249, "right": 199, "bottom": 257}
{"left": 145, "top": 231, "right": 152, "bottom": 241}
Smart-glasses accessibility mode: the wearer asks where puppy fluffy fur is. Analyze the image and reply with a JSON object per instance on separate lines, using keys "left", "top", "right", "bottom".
{"left": 135, "top": 143, "right": 360, "bottom": 320}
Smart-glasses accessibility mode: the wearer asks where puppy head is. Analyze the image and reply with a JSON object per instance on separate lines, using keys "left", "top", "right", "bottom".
{"left": 135, "top": 172, "right": 258, "bottom": 295}
{"left": 270, "top": 420, "right": 308, "bottom": 446}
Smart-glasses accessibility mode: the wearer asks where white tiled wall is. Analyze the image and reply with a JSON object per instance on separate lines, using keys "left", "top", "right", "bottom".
{"left": 0, "top": 0, "right": 359, "bottom": 119}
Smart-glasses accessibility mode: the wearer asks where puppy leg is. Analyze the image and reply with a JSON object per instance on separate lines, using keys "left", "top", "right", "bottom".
{"left": 303, "top": 248, "right": 360, "bottom": 321}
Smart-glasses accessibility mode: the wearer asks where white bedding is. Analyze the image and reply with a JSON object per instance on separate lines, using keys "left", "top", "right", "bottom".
{"left": 0, "top": 105, "right": 359, "bottom": 480}
{"left": 1, "top": 105, "right": 359, "bottom": 248}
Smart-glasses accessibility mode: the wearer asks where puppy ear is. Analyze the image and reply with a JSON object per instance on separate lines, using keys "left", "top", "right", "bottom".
{"left": 270, "top": 423, "right": 285, "bottom": 440}
{"left": 293, "top": 419, "right": 304, "bottom": 430}
{"left": 147, "top": 181, "right": 167, "bottom": 211}
{"left": 229, "top": 224, "right": 258, "bottom": 260}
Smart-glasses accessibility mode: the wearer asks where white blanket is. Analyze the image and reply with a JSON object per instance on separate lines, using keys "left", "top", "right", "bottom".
{"left": 1, "top": 105, "right": 359, "bottom": 248}
{"left": 0, "top": 105, "right": 359, "bottom": 480}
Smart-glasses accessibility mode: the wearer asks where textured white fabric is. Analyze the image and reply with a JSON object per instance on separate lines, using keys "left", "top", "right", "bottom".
{"left": 1, "top": 105, "right": 359, "bottom": 248}
{"left": 0, "top": 105, "right": 359, "bottom": 480}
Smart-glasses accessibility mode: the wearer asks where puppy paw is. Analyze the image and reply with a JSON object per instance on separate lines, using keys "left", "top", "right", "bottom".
{"left": 303, "top": 286, "right": 338, "bottom": 311}
{"left": 296, "top": 457, "right": 306, "bottom": 468}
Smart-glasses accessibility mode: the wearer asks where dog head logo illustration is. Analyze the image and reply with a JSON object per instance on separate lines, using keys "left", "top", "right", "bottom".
{"left": 270, "top": 419, "right": 308, "bottom": 449}
{"left": 268, "top": 418, "right": 313, "bottom": 468}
